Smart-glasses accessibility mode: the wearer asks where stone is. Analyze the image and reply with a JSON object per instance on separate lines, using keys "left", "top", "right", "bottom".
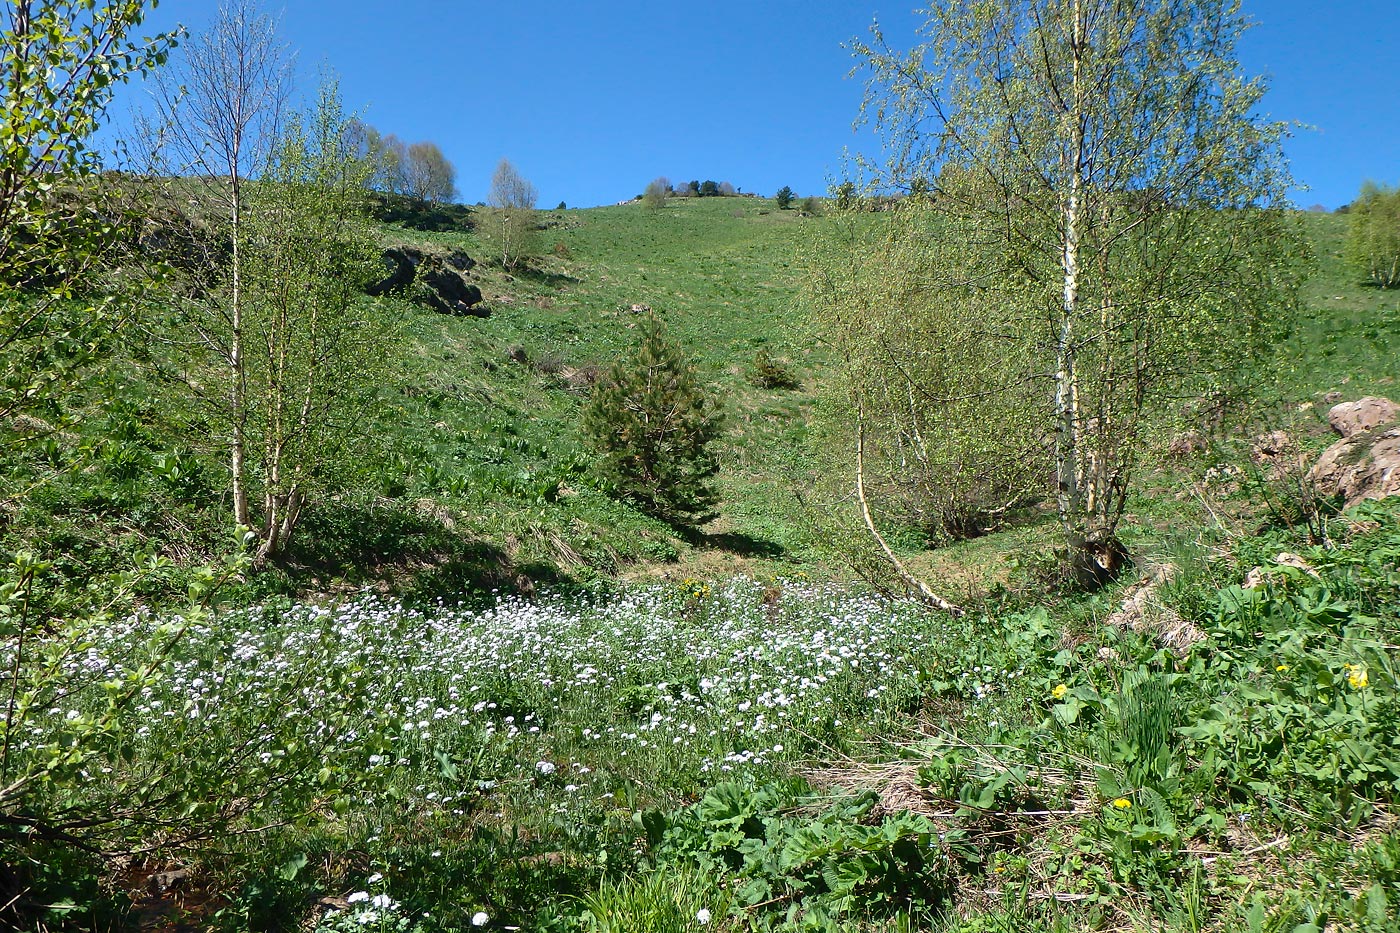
{"left": 1251, "top": 430, "right": 1296, "bottom": 465}
{"left": 367, "top": 246, "right": 421, "bottom": 296}
{"left": 368, "top": 246, "right": 487, "bottom": 317}
{"left": 1307, "top": 425, "right": 1400, "bottom": 509}
{"left": 1326, "top": 397, "right": 1400, "bottom": 438}
{"left": 1167, "top": 430, "right": 1206, "bottom": 458}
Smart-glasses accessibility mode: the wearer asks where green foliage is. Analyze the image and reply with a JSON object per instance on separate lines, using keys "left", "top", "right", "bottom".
{"left": 806, "top": 201, "right": 1048, "bottom": 544}
{"left": 644, "top": 779, "right": 947, "bottom": 929}
{"left": 237, "top": 79, "right": 392, "bottom": 562}
{"left": 643, "top": 177, "right": 670, "bottom": 211}
{"left": 0, "top": 0, "right": 176, "bottom": 432}
{"left": 581, "top": 316, "right": 724, "bottom": 526}
{"left": 775, "top": 186, "right": 795, "bottom": 210}
{"left": 1344, "top": 181, "right": 1400, "bottom": 288}
{"left": 844, "top": 0, "right": 1308, "bottom": 583}
{"left": 833, "top": 182, "right": 856, "bottom": 211}
{"left": 580, "top": 867, "right": 737, "bottom": 932}
{"left": 367, "top": 191, "right": 474, "bottom": 233}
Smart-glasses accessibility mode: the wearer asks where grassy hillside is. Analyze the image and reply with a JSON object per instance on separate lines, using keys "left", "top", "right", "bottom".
{"left": 7, "top": 201, "right": 1394, "bottom": 606}
{"left": 10, "top": 192, "right": 1400, "bottom": 931}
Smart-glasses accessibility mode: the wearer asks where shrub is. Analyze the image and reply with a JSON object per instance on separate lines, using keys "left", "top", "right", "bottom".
{"left": 774, "top": 186, "right": 795, "bottom": 209}
{"left": 747, "top": 347, "right": 799, "bottom": 389}
{"left": 581, "top": 316, "right": 723, "bottom": 526}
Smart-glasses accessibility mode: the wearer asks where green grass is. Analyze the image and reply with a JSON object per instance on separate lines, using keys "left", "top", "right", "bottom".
{"left": 10, "top": 196, "right": 1400, "bottom": 931}
{"left": 1273, "top": 212, "right": 1400, "bottom": 401}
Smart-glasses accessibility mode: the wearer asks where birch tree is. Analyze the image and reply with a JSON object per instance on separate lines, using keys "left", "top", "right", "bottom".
{"left": 239, "top": 81, "right": 385, "bottom": 563}
{"left": 143, "top": 0, "right": 292, "bottom": 536}
{"left": 829, "top": 0, "right": 1305, "bottom": 587}
{"left": 485, "top": 158, "right": 538, "bottom": 272}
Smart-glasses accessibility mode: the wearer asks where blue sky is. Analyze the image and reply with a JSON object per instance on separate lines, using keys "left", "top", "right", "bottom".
{"left": 110, "top": 0, "right": 1398, "bottom": 209}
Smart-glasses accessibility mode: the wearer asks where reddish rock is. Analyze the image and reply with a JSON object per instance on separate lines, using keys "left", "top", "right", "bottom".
{"left": 1326, "top": 397, "right": 1400, "bottom": 438}
{"left": 1308, "top": 425, "right": 1400, "bottom": 509}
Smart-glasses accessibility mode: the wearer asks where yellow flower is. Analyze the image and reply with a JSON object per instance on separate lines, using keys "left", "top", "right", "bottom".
{"left": 1347, "top": 666, "right": 1369, "bottom": 689}
{"left": 1111, "top": 798, "right": 1132, "bottom": 810}
{"left": 1051, "top": 684, "right": 1068, "bottom": 699}
{"left": 1275, "top": 664, "right": 1288, "bottom": 672}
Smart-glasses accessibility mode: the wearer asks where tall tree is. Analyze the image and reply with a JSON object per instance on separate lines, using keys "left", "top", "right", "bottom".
{"left": 827, "top": 0, "right": 1305, "bottom": 588}
{"left": 144, "top": 0, "right": 292, "bottom": 536}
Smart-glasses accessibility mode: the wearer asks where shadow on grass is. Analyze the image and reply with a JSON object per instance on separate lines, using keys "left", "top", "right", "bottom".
{"left": 285, "top": 499, "right": 576, "bottom": 607}
{"left": 676, "top": 526, "right": 788, "bottom": 559}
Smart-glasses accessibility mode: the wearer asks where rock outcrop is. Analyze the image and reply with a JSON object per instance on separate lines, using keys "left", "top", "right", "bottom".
{"left": 1308, "top": 424, "right": 1400, "bottom": 509}
{"left": 368, "top": 246, "right": 485, "bottom": 317}
{"left": 1326, "top": 396, "right": 1400, "bottom": 438}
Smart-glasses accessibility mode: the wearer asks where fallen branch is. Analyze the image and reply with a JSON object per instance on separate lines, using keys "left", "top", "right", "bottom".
{"left": 854, "top": 399, "right": 964, "bottom": 616}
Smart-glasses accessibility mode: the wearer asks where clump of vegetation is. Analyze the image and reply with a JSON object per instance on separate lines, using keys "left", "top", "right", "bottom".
{"left": 1345, "top": 181, "right": 1400, "bottom": 288}
{"left": 775, "top": 185, "right": 795, "bottom": 209}
{"left": 642, "top": 176, "right": 670, "bottom": 210}
{"left": 747, "top": 346, "right": 799, "bottom": 389}
{"left": 829, "top": 0, "right": 1307, "bottom": 588}
{"left": 581, "top": 315, "right": 723, "bottom": 526}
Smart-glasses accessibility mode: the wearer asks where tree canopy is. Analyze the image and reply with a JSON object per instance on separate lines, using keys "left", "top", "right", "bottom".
{"left": 819, "top": 0, "right": 1307, "bottom": 589}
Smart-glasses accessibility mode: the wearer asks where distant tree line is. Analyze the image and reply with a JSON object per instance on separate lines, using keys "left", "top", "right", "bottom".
{"left": 344, "top": 119, "right": 458, "bottom": 204}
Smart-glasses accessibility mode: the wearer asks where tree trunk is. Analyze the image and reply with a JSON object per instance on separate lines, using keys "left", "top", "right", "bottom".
{"left": 229, "top": 166, "right": 251, "bottom": 532}
{"left": 1054, "top": 0, "right": 1124, "bottom": 589}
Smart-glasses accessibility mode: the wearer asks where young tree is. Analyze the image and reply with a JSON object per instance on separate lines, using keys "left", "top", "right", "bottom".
{"left": 485, "top": 158, "right": 538, "bottom": 272}
{"left": 239, "top": 80, "right": 388, "bottom": 563}
{"left": 829, "top": 0, "right": 1305, "bottom": 588}
{"left": 144, "top": 0, "right": 292, "bottom": 536}
{"left": 1345, "top": 182, "right": 1400, "bottom": 288}
{"left": 774, "top": 186, "right": 795, "bottom": 209}
{"left": 581, "top": 316, "right": 724, "bottom": 526}
{"left": 404, "top": 140, "right": 458, "bottom": 203}
{"left": 642, "top": 176, "right": 670, "bottom": 210}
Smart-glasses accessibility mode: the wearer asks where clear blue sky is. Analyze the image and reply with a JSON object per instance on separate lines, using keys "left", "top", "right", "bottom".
{"left": 108, "top": 0, "right": 1399, "bottom": 209}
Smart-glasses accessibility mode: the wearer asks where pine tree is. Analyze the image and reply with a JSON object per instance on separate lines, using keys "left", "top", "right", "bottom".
{"left": 581, "top": 316, "right": 723, "bottom": 526}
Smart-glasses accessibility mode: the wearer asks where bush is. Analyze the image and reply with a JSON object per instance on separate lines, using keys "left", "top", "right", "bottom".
{"left": 1345, "top": 181, "right": 1400, "bottom": 288}
{"left": 581, "top": 316, "right": 723, "bottom": 526}
{"left": 747, "top": 347, "right": 799, "bottom": 389}
{"left": 775, "top": 186, "right": 795, "bottom": 209}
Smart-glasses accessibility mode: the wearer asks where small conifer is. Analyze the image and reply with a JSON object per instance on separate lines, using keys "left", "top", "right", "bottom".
{"left": 581, "top": 316, "right": 723, "bottom": 526}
